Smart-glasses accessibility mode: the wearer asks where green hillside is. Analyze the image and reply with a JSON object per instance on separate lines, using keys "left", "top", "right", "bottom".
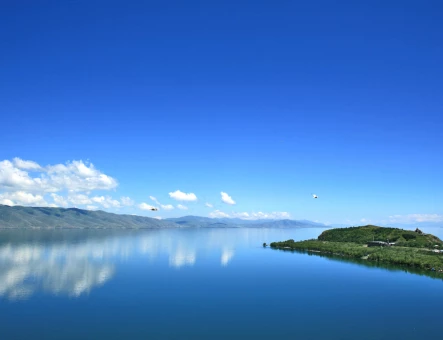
{"left": 270, "top": 225, "right": 443, "bottom": 275}
{"left": 318, "top": 225, "right": 443, "bottom": 249}
{"left": 0, "top": 204, "right": 178, "bottom": 229}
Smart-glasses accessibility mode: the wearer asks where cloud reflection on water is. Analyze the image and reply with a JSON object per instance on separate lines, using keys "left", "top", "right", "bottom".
{"left": 0, "top": 229, "right": 241, "bottom": 300}
{"left": 0, "top": 227, "right": 318, "bottom": 300}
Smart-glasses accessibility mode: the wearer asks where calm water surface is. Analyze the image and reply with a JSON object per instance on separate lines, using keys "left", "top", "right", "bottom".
{"left": 1, "top": 227, "right": 442, "bottom": 339}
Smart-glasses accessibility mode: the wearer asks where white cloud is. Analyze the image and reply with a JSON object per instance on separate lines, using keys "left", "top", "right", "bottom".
{"left": 91, "top": 196, "right": 120, "bottom": 209}
{"left": 0, "top": 191, "right": 49, "bottom": 207}
{"left": 177, "top": 204, "right": 188, "bottom": 210}
{"left": 209, "top": 210, "right": 230, "bottom": 218}
{"left": 13, "top": 158, "right": 42, "bottom": 171}
{"left": 120, "top": 196, "right": 134, "bottom": 206}
{"left": 46, "top": 161, "right": 118, "bottom": 192}
{"left": 205, "top": 203, "right": 213, "bottom": 208}
{"left": 0, "top": 198, "right": 14, "bottom": 206}
{"left": 0, "top": 158, "right": 127, "bottom": 211}
{"left": 0, "top": 159, "right": 117, "bottom": 193}
{"left": 0, "top": 160, "right": 47, "bottom": 192}
{"left": 209, "top": 210, "right": 291, "bottom": 220}
{"left": 149, "top": 196, "right": 159, "bottom": 204}
{"left": 69, "top": 194, "right": 92, "bottom": 205}
{"left": 388, "top": 214, "right": 443, "bottom": 224}
{"left": 50, "top": 193, "right": 69, "bottom": 207}
{"left": 148, "top": 196, "right": 173, "bottom": 210}
{"left": 139, "top": 203, "right": 157, "bottom": 211}
{"left": 249, "top": 211, "right": 290, "bottom": 220}
{"left": 153, "top": 216, "right": 162, "bottom": 220}
{"left": 86, "top": 205, "right": 99, "bottom": 211}
{"left": 232, "top": 212, "right": 250, "bottom": 219}
{"left": 169, "top": 190, "right": 197, "bottom": 202}
{"left": 221, "top": 192, "right": 235, "bottom": 205}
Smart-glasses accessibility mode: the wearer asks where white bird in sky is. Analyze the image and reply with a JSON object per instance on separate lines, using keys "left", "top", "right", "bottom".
{"left": 312, "top": 194, "right": 318, "bottom": 199}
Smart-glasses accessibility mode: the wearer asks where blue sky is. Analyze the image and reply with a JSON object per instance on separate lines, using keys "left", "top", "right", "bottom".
{"left": 1, "top": 1, "right": 442, "bottom": 225}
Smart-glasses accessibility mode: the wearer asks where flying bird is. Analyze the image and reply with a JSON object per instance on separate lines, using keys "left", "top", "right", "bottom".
{"left": 150, "top": 207, "right": 159, "bottom": 211}
{"left": 312, "top": 194, "right": 318, "bottom": 199}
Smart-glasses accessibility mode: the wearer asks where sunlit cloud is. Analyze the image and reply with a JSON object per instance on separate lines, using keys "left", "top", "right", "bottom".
{"left": 169, "top": 190, "right": 197, "bottom": 202}
{"left": 205, "top": 202, "right": 213, "bottom": 208}
{"left": 13, "top": 157, "right": 42, "bottom": 171}
{"left": 177, "top": 204, "right": 188, "bottom": 210}
{"left": 0, "top": 191, "right": 49, "bottom": 206}
{"left": 221, "top": 192, "right": 236, "bottom": 205}
{"left": 0, "top": 158, "right": 129, "bottom": 212}
{"left": 0, "top": 159, "right": 117, "bottom": 193}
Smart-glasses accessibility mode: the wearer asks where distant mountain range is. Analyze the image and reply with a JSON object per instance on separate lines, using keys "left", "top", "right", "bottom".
{"left": 0, "top": 204, "right": 329, "bottom": 229}
{"left": 165, "top": 216, "right": 328, "bottom": 228}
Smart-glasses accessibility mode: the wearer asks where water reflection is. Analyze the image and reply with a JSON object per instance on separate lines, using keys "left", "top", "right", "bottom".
{"left": 221, "top": 248, "right": 235, "bottom": 266}
{"left": 0, "top": 239, "right": 116, "bottom": 300}
{"left": 169, "top": 247, "right": 196, "bottom": 268}
{"left": 0, "top": 227, "right": 326, "bottom": 300}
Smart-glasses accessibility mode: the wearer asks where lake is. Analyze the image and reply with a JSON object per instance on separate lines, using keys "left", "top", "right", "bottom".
{"left": 1, "top": 227, "right": 442, "bottom": 339}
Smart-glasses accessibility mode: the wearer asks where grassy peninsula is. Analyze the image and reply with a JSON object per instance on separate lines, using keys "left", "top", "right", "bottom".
{"left": 270, "top": 225, "right": 443, "bottom": 274}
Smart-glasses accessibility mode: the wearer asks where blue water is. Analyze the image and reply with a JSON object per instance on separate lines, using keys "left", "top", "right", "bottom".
{"left": 1, "top": 227, "right": 442, "bottom": 339}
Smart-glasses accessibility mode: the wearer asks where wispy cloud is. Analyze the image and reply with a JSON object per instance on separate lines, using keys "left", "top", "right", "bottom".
{"left": 120, "top": 196, "right": 134, "bottom": 206}
{"left": 209, "top": 210, "right": 290, "bottom": 220}
{"left": 149, "top": 196, "right": 174, "bottom": 210}
{"left": 149, "top": 196, "right": 160, "bottom": 204}
{"left": 388, "top": 214, "right": 443, "bottom": 224}
{"left": 91, "top": 196, "right": 121, "bottom": 209}
{"left": 177, "top": 204, "right": 188, "bottom": 210}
